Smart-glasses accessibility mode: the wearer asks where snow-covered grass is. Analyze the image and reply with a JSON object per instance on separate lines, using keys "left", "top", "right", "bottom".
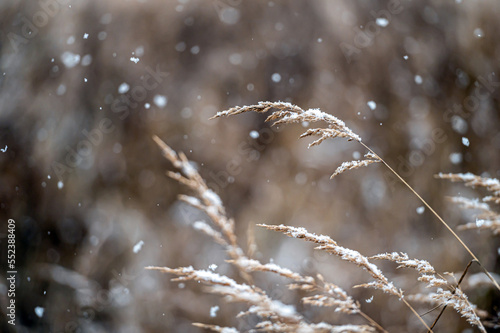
{"left": 149, "top": 109, "right": 498, "bottom": 332}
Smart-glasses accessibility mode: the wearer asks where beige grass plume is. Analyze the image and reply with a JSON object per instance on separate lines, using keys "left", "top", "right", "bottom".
{"left": 331, "top": 153, "right": 381, "bottom": 179}
{"left": 437, "top": 173, "right": 500, "bottom": 234}
{"left": 371, "top": 252, "right": 486, "bottom": 332}
{"left": 211, "top": 101, "right": 362, "bottom": 143}
{"left": 258, "top": 224, "right": 434, "bottom": 331}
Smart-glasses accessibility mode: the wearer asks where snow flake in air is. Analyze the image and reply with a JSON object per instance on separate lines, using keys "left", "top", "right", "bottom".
{"left": 367, "top": 101, "right": 376, "bottom": 110}
{"left": 118, "top": 83, "right": 130, "bottom": 94}
{"left": 34, "top": 307, "right": 45, "bottom": 318}
{"left": 133, "top": 240, "right": 144, "bottom": 253}
{"left": 376, "top": 18, "right": 389, "bottom": 27}
{"left": 61, "top": 52, "right": 80, "bottom": 68}
{"left": 271, "top": 73, "right": 281, "bottom": 83}
{"left": 153, "top": 95, "right": 167, "bottom": 108}
{"left": 249, "top": 130, "right": 259, "bottom": 139}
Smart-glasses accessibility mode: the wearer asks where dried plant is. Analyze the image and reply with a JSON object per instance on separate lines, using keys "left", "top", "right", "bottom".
{"left": 146, "top": 266, "right": 303, "bottom": 325}
{"left": 148, "top": 102, "right": 498, "bottom": 332}
{"left": 258, "top": 225, "right": 402, "bottom": 298}
{"left": 436, "top": 173, "right": 500, "bottom": 234}
{"left": 436, "top": 173, "right": 500, "bottom": 204}
{"left": 211, "top": 101, "right": 362, "bottom": 143}
{"left": 371, "top": 253, "right": 486, "bottom": 332}
{"left": 258, "top": 224, "right": 433, "bottom": 331}
{"left": 193, "top": 323, "right": 240, "bottom": 333}
{"left": 151, "top": 135, "right": 252, "bottom": 282}
{"left": 254, "top": 321, "right": 375, "bottom": 332}
{"left": 331, "top": 153, "right": 380, "bottom": 179}
{"left": 149, "top": 137, "right": 381, "bottom": 332}
{"left": 212, "top": 102, "right": 500, "bottom": 292}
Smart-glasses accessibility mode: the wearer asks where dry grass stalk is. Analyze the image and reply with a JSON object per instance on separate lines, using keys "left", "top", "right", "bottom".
{"left": 232, "top": 257, "right": 386, "bottom": 331}
{"left": 458, "top": 219, "right": 500, "bottom": 234}
{"left": 193, "top": 323, "right": 240, "bottom": 333}
{"left": 369, "top": 252, "right": 438, "bottom": 281}
{"left": 436, "top": 173, "right": 500, "bottom": 204}
{"left": 231, "top": 258, "right": 363, "bottom": 317}
{"left": 331, "top": 153, "right": 381, "bottom": 179}
{"left": 429, "top": 288, "right": 485, "bottom": 331}
{"left": 211, "top": 102, "right": 500, "bottom": 293}
{"left": 436, "top": 174, "right": 500, "bottom": 234}
{"left": 229, "top": 257, "right": 315, "bottom": 285}
{"left": 151, "top": 104, "right": 497, "bottom": 331}
{"left": 258, "top": 224, "right": 434, "bottom": 331}
{"left": 300, "top": 274, "right": 360, "bottom": 315}
{"left": 407, "top": 294, "right": 489, "bottom": 319}
{"left": 146, "top": 266, "right": 373, "bottom": 333}
{"left": 449, "top": 197, "right": 493, "bottom": 213}
{"left": 448, "top": 197, "right": 499, "bottom": 233}
{"left": 259, "top": 224, "right": 402, "bottom": 298}
{"left": 210, "top": 101, "right": 361, "bottom": 143}
{"left": 371, "top": 252, "right": 486, "bottom": 332}
{"left": 152, "top": 135, "right": 252, "bottom": 281}
{"left": 255, "top": 321, "right": 375, "bottom": 332}
{"left": 145, "top": 266, "right": 302, "bottom": 324}
{"left": 150, "top": 137, "right": 384, "bottom": 332}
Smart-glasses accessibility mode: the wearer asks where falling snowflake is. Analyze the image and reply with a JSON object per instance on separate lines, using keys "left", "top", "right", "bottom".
{"left": 133, "top": 240, "right": 144, "bottom": 253}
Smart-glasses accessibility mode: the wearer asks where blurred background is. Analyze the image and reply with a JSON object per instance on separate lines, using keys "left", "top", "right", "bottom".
{"left": 1, "top": 0, "right": 500, "bottom": 331}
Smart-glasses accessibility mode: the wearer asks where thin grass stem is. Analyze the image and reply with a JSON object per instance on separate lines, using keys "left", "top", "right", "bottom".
{"left": 358, "top": 311, "right": 388, "bottom": 333}
{"left": 401, "top": 298, "right": 433, "bottom": 333}
{"left": 359, "top": 142, "right": 500, "bottom": 293}
{"left": 427, "top": 260, "right": 485, "bottom": 333}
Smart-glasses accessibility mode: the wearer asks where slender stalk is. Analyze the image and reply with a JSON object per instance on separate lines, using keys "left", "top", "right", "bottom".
{"left": 401, "top": 298, "right": 433, "bottom": 332}
{"left": 358, "top": 310, "right": 388, "bottom": 333}
{"left": 427, "top": 260, "right": 486, "bottom": 333}
{"left": 359, "top": 142, "right": 500, "bottom": 292}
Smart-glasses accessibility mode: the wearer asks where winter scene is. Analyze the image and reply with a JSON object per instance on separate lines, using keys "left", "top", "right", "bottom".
{"left": 1, "top": 0, "right": 500, "bottom": 332}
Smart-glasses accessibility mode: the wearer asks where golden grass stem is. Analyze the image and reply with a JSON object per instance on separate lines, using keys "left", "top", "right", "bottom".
{"left": 360, "top": 142, "right": 500, "bottom": 293}
{"left": 401, "top": 298, "right": 433, "bottom": 333}
{"left": 358, "top": 311, "right": 388, "bottom": 333}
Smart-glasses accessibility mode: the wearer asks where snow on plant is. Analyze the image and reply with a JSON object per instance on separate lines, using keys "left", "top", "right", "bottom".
{"left": 147, "top": 102, "right": 496, "bottom": 332}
